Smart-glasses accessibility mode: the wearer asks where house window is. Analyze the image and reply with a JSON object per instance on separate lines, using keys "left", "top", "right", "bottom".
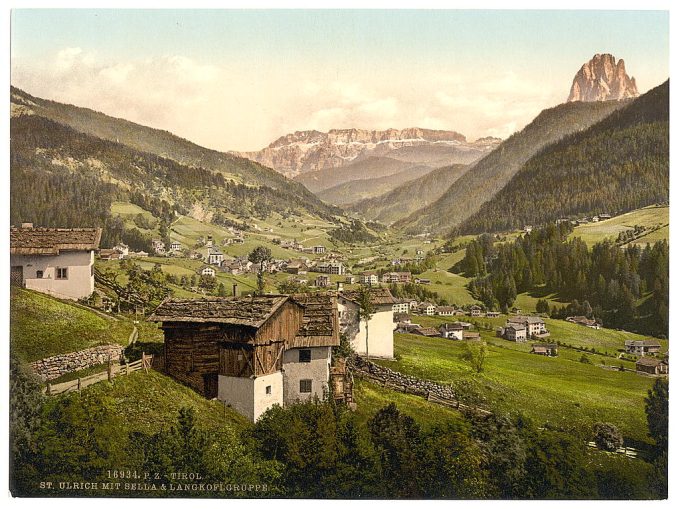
{"left": 265, "top": 385, "right": 272, "bottom": 395}
{"left": 36, "top": 270, "right": 43, "bottom": 279}
{"left": 298, "top": 349, "right": 312, "bottom": 363}
{"left": 56, "top": 267, "right": 68, "bottom": 280}
{"left": 299, "top": 379, "right": 312, "bottom": 393}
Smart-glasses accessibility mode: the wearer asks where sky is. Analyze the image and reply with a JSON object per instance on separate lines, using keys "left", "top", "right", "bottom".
{"left": 10, "top": 9, "right": 669, "bottom": 152}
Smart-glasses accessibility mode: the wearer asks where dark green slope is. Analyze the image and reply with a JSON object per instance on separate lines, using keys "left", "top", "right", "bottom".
{"left": 10, "top": 114, "right": 338, "bottom": 248}
{"left": 459, "top": 80, "right": 669, "bottom": 234}
{"left": 10, "top": 86, "right": 338, "bottom": 218}
{"left": 350, "top": 163, "right": 470, "bottom": 224}
{"left": 394, "top": 99, "right": 627, "bottom": 234}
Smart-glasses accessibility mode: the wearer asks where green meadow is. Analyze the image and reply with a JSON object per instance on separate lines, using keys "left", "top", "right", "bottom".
{"left": 374, "top": 333, "right": 659, "bottom": 445}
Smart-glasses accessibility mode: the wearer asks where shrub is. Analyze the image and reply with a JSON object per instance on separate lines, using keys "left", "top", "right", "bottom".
{"left": 593, "top": 422, "right": 623, "bottom": 452}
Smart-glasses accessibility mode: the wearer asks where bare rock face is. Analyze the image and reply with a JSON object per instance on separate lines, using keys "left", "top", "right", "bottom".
{"left": 234, "top": 128, "right": 489, "bottom": 178}
{"left": 568, "top": 53, "right": 639, "bottom": 102}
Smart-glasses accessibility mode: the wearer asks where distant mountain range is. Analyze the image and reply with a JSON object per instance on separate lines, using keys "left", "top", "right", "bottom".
{"left": 235, "top": 128, "right": 500, "bottom": 179}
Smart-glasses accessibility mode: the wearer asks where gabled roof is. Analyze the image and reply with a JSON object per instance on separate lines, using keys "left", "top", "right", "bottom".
{"left": 10, "top": 227, "right": 102, "bottom": 255}
{"left": 148, "top": 295, "right": 289, "bottom": 327}
{"left": 290, "top": 293, "right": 340, "bottom": 347}
{"left": 636, "top": 356, "right": 663, "bottom": 367}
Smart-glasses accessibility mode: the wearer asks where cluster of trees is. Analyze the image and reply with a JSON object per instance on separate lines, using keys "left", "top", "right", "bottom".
{"left": 329, "top": 220, "right": 378, "bottom": 244}
{"left": 387, "top": 283, "right": 448, "bottom": 306}
{"left": 10, "top": 353, "right": 668, "bottom": 500}
{"left": 457, "top": 223, "right": 668, "bottom": 336}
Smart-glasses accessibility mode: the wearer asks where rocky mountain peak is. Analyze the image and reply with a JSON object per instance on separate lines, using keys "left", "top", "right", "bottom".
{"left": 567, "top": 53, "right": 639, "bottom": 102}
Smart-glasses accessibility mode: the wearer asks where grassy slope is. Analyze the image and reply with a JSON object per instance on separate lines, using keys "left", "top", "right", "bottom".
{"left": 377, "top": 333, "right": 658, "bottom": 444}
{"left": 76, "top": 369, "right": 249, "bottom": 433}
{"left": 10, "top": 288, "right": 134, "bottom": 362}
{"left": 569, "top": 205, "right": 669, "bottom": 248}
{"left": 352, "top": 378, "right": 465, "bottom": 429}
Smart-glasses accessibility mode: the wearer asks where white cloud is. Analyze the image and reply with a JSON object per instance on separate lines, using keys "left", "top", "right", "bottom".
{"left": 11, "top": 48, "right": 567, "bottom": 151}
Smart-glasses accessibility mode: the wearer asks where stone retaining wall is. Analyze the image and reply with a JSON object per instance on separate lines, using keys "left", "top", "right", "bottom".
{"left": 30, "top": 344, "right": 124, "bottom": 381}
{"left": 349, "top": 355, "right": 491, "bottom": 415}
{"left": 349, "top": 355, "right": 458, "bottom": 400}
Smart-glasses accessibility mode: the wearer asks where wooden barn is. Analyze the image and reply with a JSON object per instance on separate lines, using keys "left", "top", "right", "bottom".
{"left": 148, "top": 293, "right": 341, "bottom": 421}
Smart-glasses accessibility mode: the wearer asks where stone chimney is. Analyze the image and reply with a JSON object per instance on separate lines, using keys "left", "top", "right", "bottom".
{"left": 232, "top": 283, "right": 238, "bottom": 297}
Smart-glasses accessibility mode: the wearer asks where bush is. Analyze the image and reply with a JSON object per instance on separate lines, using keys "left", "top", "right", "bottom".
{"left": 593, "top": 422, "right": 623, "bottom": 452}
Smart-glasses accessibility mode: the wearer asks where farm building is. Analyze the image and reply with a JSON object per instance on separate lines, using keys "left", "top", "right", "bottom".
{"left": 469, "top": 305, "right": 482, "bottom": 317}
{"left": 338, "top": 288, "right": 396, "bottom": 359}
{"left": 625, "top": 340, "right": 662, "bottom": 356}
{"left": 10, "top": 224, "right": 101, "bottom": 300}
{"left": 635, "top": 356, "right": 668, "bottom": 375}
{"left": 413, "top": 327, "right": 440, "bottom": 337}
{"left": 148, "top": 294, "right": 341, "bottom": 422}
{"left": 566, "top": 316, "right": 600, "bottom": 329}
{"left": 440, "top": 322, "right": 464, "bottom": 340}
{"left": 531, "top": 343, "right": 558, "bottom": 356}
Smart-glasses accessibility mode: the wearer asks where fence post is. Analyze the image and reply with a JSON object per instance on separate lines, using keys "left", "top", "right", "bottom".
{"left": 46, "top": 382, "right": 51, "bottom": 396}
{"left": 126, "top": 361, "right": 129, "bottom": 375}
{"left": 107, "top": 354, "right": 113, "bottom": 382}
{"left": 77, "top": 378, "right": 81, "bottom": 391}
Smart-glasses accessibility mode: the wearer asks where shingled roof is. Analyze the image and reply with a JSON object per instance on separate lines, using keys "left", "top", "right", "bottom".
{"left": 340, "top": 287, "right": 396, "bottom": 306}
{"left": 290, "top": 293, "right": 340, "bottom": 347}
{"left": 10, "top": 227, "right": 102, "bottom": 255}
{"left": 148, "top": 296, "right": 289, "bottom": 327}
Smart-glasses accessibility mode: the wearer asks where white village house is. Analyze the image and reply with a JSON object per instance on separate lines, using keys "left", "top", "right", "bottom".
{"left": 338, "top": 288, "right": 396, "bottom": 359}
{"left": 10, "top": 224, "right": 101, "bottom": 300}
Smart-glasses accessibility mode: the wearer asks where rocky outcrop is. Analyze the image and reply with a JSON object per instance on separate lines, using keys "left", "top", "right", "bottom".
{"left": 30, "top": 344, "right": 124, "bottom": 381}
{"left": 567, "top": 53, "right": 639, "bottom": 102}
{"left": 235, "top": 128, "right": 497, "bottom": 178}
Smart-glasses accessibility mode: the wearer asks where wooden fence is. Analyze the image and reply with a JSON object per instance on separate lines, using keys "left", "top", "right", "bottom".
{"left": 586, "top": 441, "right": 642, "bottom": 459}
{"left": 44, "top": 352, "right": 154, "bottom": 396}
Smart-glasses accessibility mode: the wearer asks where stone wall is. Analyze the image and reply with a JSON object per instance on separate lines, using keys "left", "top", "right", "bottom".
{"left": 350, "top": 355, "right": 457, "bottom": 400}
{"left": 349, "top": 355, "right": 491, "bottom": 415}
{"left": 30, "top": 344, "right": 124, "bottom": 382}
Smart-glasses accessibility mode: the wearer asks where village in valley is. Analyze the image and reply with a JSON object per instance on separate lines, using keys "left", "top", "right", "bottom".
{"left": 8, "top": 8, "right": 670, "bottom": 501}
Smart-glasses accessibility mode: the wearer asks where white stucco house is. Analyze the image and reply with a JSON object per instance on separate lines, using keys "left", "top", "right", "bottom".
{"left": 338, "top": 288, "right": 396, "bottom": 359}
{"left": 10, "top": 224, "right": 101, "bottom": 300}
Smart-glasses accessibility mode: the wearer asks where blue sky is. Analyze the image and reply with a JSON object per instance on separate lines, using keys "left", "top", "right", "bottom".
{"left": 11, "top": 9, "right": 669, "bottom": 150}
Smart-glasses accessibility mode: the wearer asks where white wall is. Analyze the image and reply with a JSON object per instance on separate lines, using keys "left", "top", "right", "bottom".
{"left": 340, "top": 298, "right": 394, "bottom": 359}
{"left": 12, "top": 250, "right": 94, "bottom": 300}
{"left": 218, "top": 372, "right": 283, "bottom": 422}
{"left": 282, "top": 347, "right": 331, "bottom": 404}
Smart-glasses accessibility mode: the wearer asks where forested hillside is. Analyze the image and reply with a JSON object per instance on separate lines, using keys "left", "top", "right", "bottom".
{"left": 10, "top": 87, "right": 338, "bottom": 216}
{"left": 10, "top": 114, "right": 341, "bottom": 249}
{"left": 459, "top": 81, "right": 669, "bottom": 234}
{"left": 351, "top": 164, "right": 470, "bottom": 224}
{"left": 395, "top": 100, "right": 626, "bottom": 233}
{"left": 317, "top": 164, "right": 434, "bottom": 206}
{"left": 457, "top": 222, "right": 668, "bottom": 337}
